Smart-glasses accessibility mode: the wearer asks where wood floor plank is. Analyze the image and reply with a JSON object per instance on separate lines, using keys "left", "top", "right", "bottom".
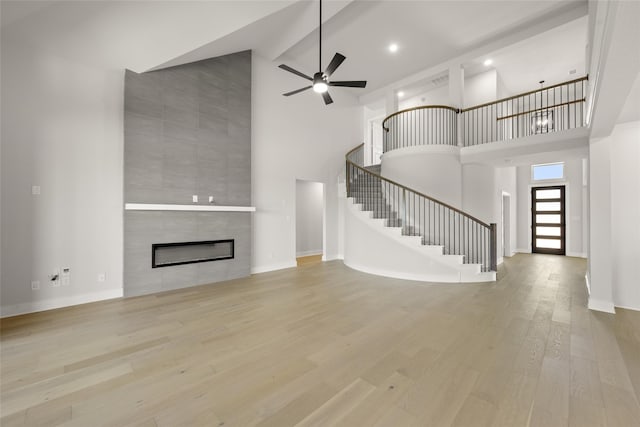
{"left": 1, "top": 254, "right": 639, "bottom": 426}
{"left": 293, "top": 378, "right": 376, "bottom": 427}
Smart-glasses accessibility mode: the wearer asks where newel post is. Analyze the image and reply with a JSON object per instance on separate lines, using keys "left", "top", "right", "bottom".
{"left": 490, "top": 223, "right": 497, "bottom": 272}
{"left": 346, "top": 161, "right": 351, "bottom": 197}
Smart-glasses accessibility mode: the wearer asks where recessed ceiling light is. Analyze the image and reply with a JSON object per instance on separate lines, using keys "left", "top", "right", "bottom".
{"left": 483, "top": 59, "right": 493, "bottom": 66}
{"left": 397, "top": 91, "right": 404, "bottom": 98}
{"left": 389, "top": 43, "right": 398, "bottom": 53}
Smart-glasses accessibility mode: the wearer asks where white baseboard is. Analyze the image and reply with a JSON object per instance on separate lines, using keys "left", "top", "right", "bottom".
{"left": 251, "top": 261, "right": 297, "bottom": 275}
{"left": 497, "top": 257, "right": 504, "bottom": 266}
{"left": 588, "top": 297, "right": 616, "bottom": 314}
{"left": 0, "top": 288, "right": 123, "bottom": 318}
{"left": 612, "top": 303, "right": 640, "bottom": 312}
{"left": 295, "top": 250, "right": 322, "bottom": 257}
{"left": 566, "top": 252, "right": 587, "bottom": 258}
{"left": 514, "top": 248, "right": 586, "bottom": 259}
{"left": 324, "top": 254, "right": 343, "bottom": 261}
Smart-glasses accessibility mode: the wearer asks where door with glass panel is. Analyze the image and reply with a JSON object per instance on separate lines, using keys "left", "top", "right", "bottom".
{"left": 531, "top": 186, "right": 565, "bottom": 255}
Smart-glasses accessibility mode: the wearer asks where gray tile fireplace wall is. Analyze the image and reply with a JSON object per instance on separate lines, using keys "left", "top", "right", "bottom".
{"left": 123, "top": 51, "right": 251, "bottom": 297}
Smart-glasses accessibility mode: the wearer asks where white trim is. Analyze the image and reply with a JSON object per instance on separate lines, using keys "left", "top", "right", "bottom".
{"left": 324, "top": 254, "right": 343, "bottom": 261}
{"left": 531, "top": 162, "right": 566, "bottom": 182}
{"left": 566, "top": 252, "right": 587, "bottom": 258}
{"left": 0, "top": 288, "right": 123, "bottom": 318}
{"left": 497, "top": 256, "right": 504, "bottom": 265}
{"left": 381, "top": 144, "right": 460, "bottom": 161}
{"left": 296, "top": 250, "right": 323, "bottom": 257}
{"left": 344, "top": 261, "right": 496, "bottom": 284}
{"left": 125, "top": 203, "right": 256, "bottom": 212}
{"left": 588, "top": 297, "right": 616, "bottom": 313}
{"left": 612, "top": 304, "right": 640, "bottom": 312}
{"left": 250, "top": 261, "right": 297, "bottom": 275}
{"left": 585, "top": 273, "right": 591, "bottom": 295}
{"left": 515, "top": 248, "right": 532, "bottom": 253}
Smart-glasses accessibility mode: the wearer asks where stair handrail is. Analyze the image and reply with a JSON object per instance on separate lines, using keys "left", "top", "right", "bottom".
{"left": 346, "top": 143, "right": 489, "bottom": 227}
{"left": 381, "top": 105, "right": 460, "bottom": 132}
{"left": 346, "top": 144, "right": 497, "bottom": 272}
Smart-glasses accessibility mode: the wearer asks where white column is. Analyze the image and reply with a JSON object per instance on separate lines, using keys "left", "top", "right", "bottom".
{"left": 587, "top": 137, "right": 615, "bottom": 313}
{"left": 385, "top": 89, "right": 398, "bottom": 116}
{"left": 449, "top": 63, "right": 465, "bottom": 146}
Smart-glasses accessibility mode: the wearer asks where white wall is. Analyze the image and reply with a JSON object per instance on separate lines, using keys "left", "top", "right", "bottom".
{"left": 609, "top": 121, "right": 640, "bottom": 310}
{"left": 251, "top": 53, "right": 362, "bottom": 273}
{"left": 494, "top": 167, "right": 518, "bottom": 262}
{"left": 399, "top": 85, "right": 450, "bottom": 110}
{"left": 496, "top": 72, "right": 510, "bottom": 99}
{"left": 462, "top": 164, "right": 495, "bottom": 223}
{"left": 464, "top": 69, "right": 498, "bottom": 108}
{"left": 381, "top": 146, "right": 462, "bottom": 207}
{"left": 399, "top": 69, "right": 498, "bottom": 111}
{"left": 296, "top": 180, "right": 324, "bottom": 257}
{"left": 1, "top": 36, "right": 124, "bottom": 316}
{"left": 588, "top": 137, "right": 614, "bottom": 312}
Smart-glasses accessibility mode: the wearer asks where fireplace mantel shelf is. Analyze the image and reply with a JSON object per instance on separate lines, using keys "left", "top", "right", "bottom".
{"left": 125, "top": 203, "right": 256, "bottom": 212}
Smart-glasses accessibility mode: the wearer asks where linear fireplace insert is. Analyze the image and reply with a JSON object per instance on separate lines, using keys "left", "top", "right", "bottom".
{"left": 152, "top": 239, "right": 234, "bottom": 268}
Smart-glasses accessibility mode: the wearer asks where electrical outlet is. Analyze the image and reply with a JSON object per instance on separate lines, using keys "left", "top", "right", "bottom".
{"left": 61, "top": 268, "right": 70, "bottom": 286}
{"left": 31, "top": 280, "right": 40, "bottom": 290}
{"left": 98, "top": 273, "right": 106, "bottom": 283}
{"left": 50, "top": 269, "right": 60, "bottom": 287}
{"left": 192, "top": 195, "right": 198, "bottom": 203}
{"left": 31, "top": 185, "right": 41, "bottom": 195}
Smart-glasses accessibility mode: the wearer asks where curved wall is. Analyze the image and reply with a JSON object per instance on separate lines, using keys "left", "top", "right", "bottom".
{"left": 381, "top": 145, "right": 462, "bottom": 207}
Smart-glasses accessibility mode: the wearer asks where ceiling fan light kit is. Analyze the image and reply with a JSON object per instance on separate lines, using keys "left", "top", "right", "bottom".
{"left": 279, "top": 0, "right": 367, "bottom": 105}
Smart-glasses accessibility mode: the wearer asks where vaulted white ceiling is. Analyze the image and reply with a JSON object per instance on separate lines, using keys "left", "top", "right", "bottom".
{"left": 1, "top": 0, "right": 588, "bottom": 95}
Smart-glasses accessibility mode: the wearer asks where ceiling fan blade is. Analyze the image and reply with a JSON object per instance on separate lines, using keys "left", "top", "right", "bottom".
{"left": 278, "top": 64, "right": 313, "bottom": 81}
{"left": 324, "top": 53, "right": 346, "bottom": 77}
{"left": 329, "top": 80, "right": 367, "bottom": 88}
{"left": 322, "top": 92, "right": 333, "bottom": 105}
{"left": 283, "top": 86, "right": 312, "bottom": 96}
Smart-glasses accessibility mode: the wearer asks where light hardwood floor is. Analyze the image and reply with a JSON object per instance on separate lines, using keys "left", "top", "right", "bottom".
{"left": 296, "top": 255, "right": 323, "bottom": 267}
{"left": 1, "top": 254, "right": 639, "bottom": 426}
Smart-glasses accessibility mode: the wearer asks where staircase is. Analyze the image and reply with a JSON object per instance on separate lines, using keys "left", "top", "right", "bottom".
{"left": 344, "top": 144, "right": 496, "bottom": 283}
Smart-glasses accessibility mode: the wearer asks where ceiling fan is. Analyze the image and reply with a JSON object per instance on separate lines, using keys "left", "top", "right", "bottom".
{"left": 279, "top": 0, "right": 367, "bottom": 105}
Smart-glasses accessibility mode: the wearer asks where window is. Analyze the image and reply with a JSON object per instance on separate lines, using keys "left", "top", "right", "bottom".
{"left": 532, "top": 162, "right": 564, "bottom": 181}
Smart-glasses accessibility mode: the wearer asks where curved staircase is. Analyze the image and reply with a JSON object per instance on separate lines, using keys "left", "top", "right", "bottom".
{"left": 342, "top": 77, "right": 589, "bottom": 283}
{"left": 343, "top": 144, "right": 496, "bottom": 283}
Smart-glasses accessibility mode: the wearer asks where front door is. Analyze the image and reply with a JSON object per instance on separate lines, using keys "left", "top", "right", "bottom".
{"left": 531, "top": 186, "right": 565, "bottom": 255}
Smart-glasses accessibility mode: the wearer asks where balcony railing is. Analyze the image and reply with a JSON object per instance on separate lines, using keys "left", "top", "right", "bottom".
{"left": 382, "top": 106, "right": 458, "bottom": 152}
{"left": 461, "top": 76, "right": 587, "bottom": 146}
{"left": 381, "top": 76, "right": 588, "bottom": 152}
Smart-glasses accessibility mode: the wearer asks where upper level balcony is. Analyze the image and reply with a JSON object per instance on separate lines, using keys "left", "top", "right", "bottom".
{"left": 380, "top": 76, "right": 589, "bottom": 164}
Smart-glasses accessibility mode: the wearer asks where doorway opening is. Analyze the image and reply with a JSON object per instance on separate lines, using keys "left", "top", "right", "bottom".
{"left": 531, "top": 185, "right": 566, "bottom": 255}
{"left": 368, "top": 117, "right": 384, "bottom": 166}
{"left": 295, "top": 180, "right": 325, "bottom": 266}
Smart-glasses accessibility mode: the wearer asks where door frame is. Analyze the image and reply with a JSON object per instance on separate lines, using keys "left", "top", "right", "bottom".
{"left": 366, "top": 115, "right": 385, "bottom": 166}
{"left": 531, "top": 185, "right": 566, "bottom": 255}
{"left": 501, "top": 191, "right": 511, "bottom": 259}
